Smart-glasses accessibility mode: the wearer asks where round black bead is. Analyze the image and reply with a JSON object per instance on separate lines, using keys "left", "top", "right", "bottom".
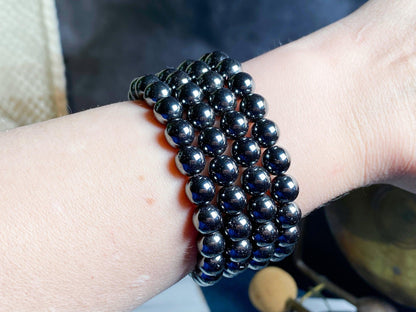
{"left": 200, "top": 52, "right": 212, "bottom": 63}
{"left": 157, "top": 67, "right": 176, "bottom": 81}
{"left": 252, "top": 244, "right": 274, "bottom": 262}
{"left": 248, "top": 259, "right": 269, "bottom": 271}
{"left": 215, "top": 58, "right": 242, "bottom": 80}
{"left": 252, "top": 118, "right": 279, "bottom": 147}
{"left": 185, "top": 60, "right": 210, "bottom": 80}
{"left": 231, "top": 137, "right": 261, "bottom": 167}
{"left": 197, "top": 254, "right": 225, "bottom": 276}
{"left": 220, "top": 111, "right": 248, "bottom": 139}
{"left": 226, "top": 239, "right": 252, "bottom": 262}
{"left": 187, "top": 103, "right": 215, "bottom": 129}
{"left": 240, "top": 93, "right": 267, "bottom": 121}
{"left": 193, "top": 204, "right": 223, "bottom": 234}
{"left": 153, "top": 96, "right": 183, "bottom": 124}
{"left": 196, "top": 71, "right": 224, "bottom": 95}
{"left": 209, "top": 155, "right": 239, "bottom": 186}
{"left": 134, "top": 74, "right": 159, "bottom": 99}
{"left": 209, "top": 88, "right": 236, "bottom": 114}
{"left": 224, "top": 259, "right": 249, "bottom": 277}
{"left": 262, "top": 146, "right": 291, "bottom": 175}
{"left": 143, "top": 81, "right": 171, "bottom": 106}
{"left": 176, "top": 82, "right": 203, "bottom": 107}
{"left": 129, "top": 77, "right": 140, "bottom": 100}
{"left": 192, "top": 269, "right": 222, "bottom": 287}
{"left": 175, "top": 146, "right": 205, "bottom": 176}
{"left": 277, "top": 225, "right": 300, "bottom": 246}
{"left": 186, "top": 175, "right": 216, "bottom": 204}
{"left": 228, "top": 72, "right": 254, "bottom": 97}
{"left": 177, "top": 59, "right": 194, "bottom": 71}
{"left": 241, "top": 166, "right": 271, "bottom": 196}
{"left": 277, "top": 202, "right": 302, "bottom": 228}
{"left": 204, "top": 51, "right": 229, "bottom": 69}
{"left": 271, "top": 175, "right": 299, "bottom": 203}
{"left": 217, "top": 185, "right": 247, "bottom": 214}
{"left": 273, "top": 243, "right": 295, "bottom": 258}
{"left": 198, "top": 127, "right": 227, "bottom": 156}
{"left": 248, "top": 195, "right": 277, "bottom": 223}
{"left": 252, "top": 221, "right": 278, "bottom": 246}
{"left": 165, "top": 119, "right": 195, "bottom": 148}
{"left": 197, "top": 231, "right": 225, "bottom": 258}
{"left": 165, "top": 70, "right": 191, "bottom": 93}
{"left": 224, "top": 213, "right": 252, "bottom": 241}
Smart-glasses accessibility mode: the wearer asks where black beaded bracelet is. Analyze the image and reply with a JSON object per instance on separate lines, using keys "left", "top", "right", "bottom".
{"left": 128, "top": 51, "right": 301, "bottom": 287}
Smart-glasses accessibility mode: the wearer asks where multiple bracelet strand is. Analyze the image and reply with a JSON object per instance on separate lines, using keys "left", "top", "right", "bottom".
{"left": 128, "top": 51, "right": 301, "bottom": 287}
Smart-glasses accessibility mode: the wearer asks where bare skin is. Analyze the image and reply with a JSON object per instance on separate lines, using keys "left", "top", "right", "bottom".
{"left": 1, "top": 0, "right": 415, "bottom": 310}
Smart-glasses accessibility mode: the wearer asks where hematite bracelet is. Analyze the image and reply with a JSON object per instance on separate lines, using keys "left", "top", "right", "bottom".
{"left": 128, "top": 51, "right": 301, "bottom": 287}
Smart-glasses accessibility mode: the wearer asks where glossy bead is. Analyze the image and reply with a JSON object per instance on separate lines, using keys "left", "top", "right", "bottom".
{"left": 186, "top": 175, "right": 215, "bottom": 204}
{"left": 252, "top": 221, "right": 278, "bottom": 246}
{"left": 252, "top": 244, "right": 275, "bottom": 262}
{"left": 252, "top": 118, "right": 279, "bottom": 147}
{"left": 153, "top": 96, "right": 183, "bottom": 124}
{"left": 157, "top": 67, "right": 176, "bottom": 81}
{"left": 277, "top": 225, "right": 300, "bottom": 246}
{"left": 248, "top": 259, "right": 269, "bottom": 271}
{"left": 177, "top": 59, "right": 194, "bottom": 71}
{"left": 262, "top": 146, "right": 291, "bottom": 175}
{"left": 176, "top": 82, "right": 203, "bottom": 107}
{"left": 226, "top": 239, "right": 252, "bottom": 262}
{"left": 128, "top": 90, "right": 135, "bottom": 101}
{"left": 209, "top": 155, "right": 239, "bottom": 186}
{"left": 192, "top": 269, "right": 222, "bottom": 287}
{"left": 248, "top": 195, "right": 277, "bottom": 223}
{"left": 224, "top": 259, "right": 249, "bottom": 276}
{"left": 231, "top": 137, "right": 261, "bottom": 167}
{"left": 196, "top": 71, "right": 224, "bottom": 95}
{"left": 273, "top": 243, "right": 295, "bottom": 258}
{"left": 241, "top": 166, "right": 271, "bottom": 196}
{"left": 277, "top": 202, "right": 302, "bottom": 228}
{"left": 193, "top": 204, "right": 223, "bottom": 234}
{"left": 129, "top": 77, "right": 140, "bottom": 100}
{"left": 185, "top": 60, "right": 210, "bottom": 80}
{"left": 143, "top": 81, "right": 171, "bottom": 106}
{"left": 215, "top": 58, "right": 242, "bottom": 80}
{"left": 228, "top": 72, "right": 254, "bottom": 97}
{"left": 197, "top": 231, "right": 225, "bottom": 258}
{"left": 187, "top": 103, "right": 215, "bottom": 129}
{"left": 134, "top": 74, "right": 159, "bottom": 99}
{"left": 165, "top": 119, "right": 195, "bottom": 147}
{"left": 240, "top": 93, "right": 267, "bottom": 121}
{"left": 209, "top": 88, "right": 236, "bottom": 114}
{"left": 175, "top": 146, "right": 205, "bottom": 176}
{"left": 198, "top": 127, "right": 227, "bottom": 156}
{"left": 224, "top": 213, "right": 252, "bottom": 241}
{"left": 165, "top": 70, "right": 191, "bottom": 93}
{"left": 271, "top": 175, "right": 299, "bottom": 203}
{"left": 200, "top": 52, "right": 212, "bottom": 63}
{"left": 197, "top": 254, "right": 225, "bottom": 276}
{"left": 220, "top": 111, "right": 248, "bottom": 139}
{"left": 217, "top": 186, "right": 247, "bottom": 214}
{"left": 204, "top": 51, "right": 229, "bottom": 69}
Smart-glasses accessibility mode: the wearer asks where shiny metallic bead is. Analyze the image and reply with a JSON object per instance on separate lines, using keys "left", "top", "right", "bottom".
{"left": 248, "top": 195, "right": 277, "bottom": 223}
{"left": 133, "top": 74, "right": 159, "bottom": 99}
{"left": 231, "top": 137, "right": 261, "bottom": 167}
{"left": 143, "top": 81, "right": 171, "bottom": 106}
{"left": 224, "top": 258, "right": 249, "bottom": 277}
{"left": 273, "top": 243, "right": 295, "bottom": 258}
{"left": 209, "top": 155, "right": 239, "bottom": 186}
{"left": 271, "top": 175, "right": 299, "bottom": 203}
{"left": 165, "top": 70, "right": 191, "bottom": 93}
{"left": 196, "top": 71, "right": 224, "bottom": 95}
{"left": 197, "top": 231, "right": 226, "bottom": 258}
{"left": 226, "top": 239, "right": 252, "bottom": 262}
{"left": 209, "top": 88, "right": 236, "bottom": 114}
{"left": 277, "top": 202, "right": 301, "bottom": 228}
{"left": 277, "top": 225, "right": 300, "bottom": 246}
{"left": 157, "top": 67, "right": 176, "bottom": 81}
{"left": 165, "top": 119, "right": 195, "bottom": 147}
{"left": 176, "top": 82, "right": 203, "bottom": 107}
{"left": 252, "top": 221, "right": 278, "bottom": 246}
{"left": 200, "top": 52, "right": 212, "bottom": 63}
{"left": 220, "top": 111, "right": 248, "bottom": 139}
{"left": 197, "top": 254, "right": 225, "bottom": 276}
{"left": 240, "top": 93, "right": 267, "bottom": 121}
{"left": 198, "top": 127, "right": 227, "bottom": 156}
{"left": 175, "top": 146, "right": 206, "bottom": 176}
{"left": 177, "top": 59, "right": 194, "bottom": 71}
{"left": 215, "top": 58, "right": 242, "bottom": 80}
{"left": 228, "top": 72, "right": 254, "bottom": 97}
{"left": 193, "top": 204, "right": 223, "bottom": 234}
{"left": 187, "top": 103, "right": 215, "bottom": 129}
{"left": 252, "top": 244, "right": 275, "bottom": 262}
{"left": 252, "top": 118, "right": 279, "bottom": 147}
{"left": 241, "top": 166, "right": 271, "bottom": 196}
{"left": 224, "top": 213, "right": 252, "bottom": 241}
{"left": 217, "top": 185, "right": 247, "bottom": 214}
{"left": 129, "top": 77, "right": 140, "bottom": 100}
{"left": 185, "top": 60, "right": 210, "bottom": 80}
{"left": 204, "top": 51, "right": 229, "bottom": 69}
{"left": 248, "top": 259, "right": 270, "bottom": 271}
{"left": 262, "top": 146, "right": 291, "bottom": 175}
{"left": 186, "top": 175, "right": 216, "bottom": 204}
{"left": 153, "top": 96, "right": 183, "bottom": 124}
{"left": 192, "top": 269, "right": 222, "bottom": 287}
